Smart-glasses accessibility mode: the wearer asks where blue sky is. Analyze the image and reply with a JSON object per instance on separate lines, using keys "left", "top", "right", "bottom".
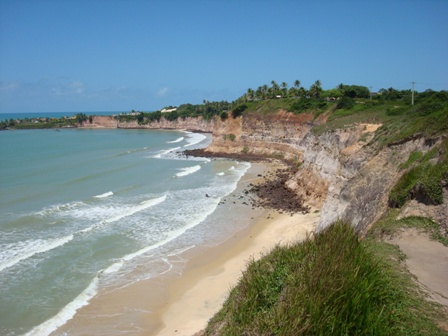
{"left": 0, "top": 0, "right": 447, "bottom": 113}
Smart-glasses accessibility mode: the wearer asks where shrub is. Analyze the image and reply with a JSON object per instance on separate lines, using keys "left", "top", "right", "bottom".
{"left": 290, "top": 98, "right": 313, "bottom": 113}
{"left": 227, "top": 134, "right": 236, "bottom": 142}
{"left": 336, "top": 96, "right": 355, "bottom": 110}
{"left": 232, "top": 104, "right": 247, "bottom": 118}
{"left": 220, "top": 111, "right": 228, "bottom": 121}
{"left": 389, "top": 145, "right": 448, "bottom": 208}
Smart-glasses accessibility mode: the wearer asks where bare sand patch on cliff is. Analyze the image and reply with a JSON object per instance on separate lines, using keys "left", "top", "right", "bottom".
{"left": 388, "top": 228, "right": 448, "bottom": 306}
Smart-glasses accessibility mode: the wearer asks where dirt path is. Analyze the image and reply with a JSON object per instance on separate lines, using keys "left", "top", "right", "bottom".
{"left": 388, "top": 228, "right": 448, "bottom": 306}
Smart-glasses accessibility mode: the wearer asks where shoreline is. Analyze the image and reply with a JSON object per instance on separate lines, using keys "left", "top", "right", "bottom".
{"left": 152, "top": 161, "right": 319, "bottom": 335}
{"left": 51, "top": 160, "right": 318, "bottom": 336}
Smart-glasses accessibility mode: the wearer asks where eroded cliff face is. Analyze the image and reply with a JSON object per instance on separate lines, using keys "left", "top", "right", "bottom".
{"left": 205, "top": 111, "right": 444, "bottom": 233}
{"left": 80, "top": 113, "right": 445, "bottom": 233}
{"left": 207, "top": 110, "right": 314, "bottom": 160}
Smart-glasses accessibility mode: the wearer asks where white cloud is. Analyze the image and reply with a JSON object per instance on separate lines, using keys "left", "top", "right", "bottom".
{"left": 0, "top": 81, "right": 20, "bottom": 92}
{"left": 50, "top": 80, "right": 85, "bottom": 96}
{"left": 157, "top": 87, "right": 169, "bottom": 97}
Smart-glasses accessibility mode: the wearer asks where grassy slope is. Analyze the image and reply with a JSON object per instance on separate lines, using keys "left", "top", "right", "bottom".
{"left": 205, "top": 222, "right": 447, "bottom": 335}
{"left": 204, "top": 96, "right": 448, "bottom": 335}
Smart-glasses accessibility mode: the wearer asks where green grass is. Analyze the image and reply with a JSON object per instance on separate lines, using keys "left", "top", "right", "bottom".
{"left": 244, "top": 98, "right": 298, "bottom": 116}
{"left": 205, "top": 221, "right": 447, "bottom": 335}
{"left": 399, "top": 151, "right": 423, "bottom": 170}
{"left": 310, "top": 97, "right": 448, "bottom": 147}
{"left": 389, "top": 138, "right": 448, "bottom": 207}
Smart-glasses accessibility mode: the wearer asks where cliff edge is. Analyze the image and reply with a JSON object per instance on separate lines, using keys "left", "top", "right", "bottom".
{"left": 79, "top": 109, "right": 447, "bottom": 235}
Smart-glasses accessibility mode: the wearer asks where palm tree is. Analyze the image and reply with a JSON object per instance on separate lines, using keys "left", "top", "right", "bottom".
{"left": 270, "top": 80, "right": 280, "bottom": 98}
{"left": 256, "top": 86, "right": 263, "bottom": 100}
{"left": 262, "top": 84, "right": 269, "bottom": 99}
{"left": 280, "top": 82, "right": 288, "bottom": 97}
{"left": 309, "top": 80, "right": 322, "bottom": 99}
{"left": 245, "top": 88, "right": 255, "bottom": 101}
{"left": 293, "top": 80, "right": 301, "bottom": 89}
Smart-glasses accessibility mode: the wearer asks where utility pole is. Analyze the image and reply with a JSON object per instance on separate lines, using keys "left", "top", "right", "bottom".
{"left": 411, "top": 81, "right": 415, "bottom": 105}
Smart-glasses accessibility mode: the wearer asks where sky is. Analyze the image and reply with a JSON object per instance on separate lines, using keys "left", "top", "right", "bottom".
{"left": 0, "top": 0, "right": 447, "bottom": 113}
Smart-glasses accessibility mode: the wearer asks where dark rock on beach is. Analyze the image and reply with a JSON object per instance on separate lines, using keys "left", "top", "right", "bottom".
{"left": 183, "top": 148, "right": 309, "bottom": 215}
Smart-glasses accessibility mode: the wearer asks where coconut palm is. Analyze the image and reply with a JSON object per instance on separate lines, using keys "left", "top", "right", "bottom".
{"left": 309, "top": 80, "right": 322, "bottom": 99}
{"left": 245, "top": 88, "right": 255, "bottom": 101}
{"left": 280, "top": 82, "right": 288, "bottom": 97}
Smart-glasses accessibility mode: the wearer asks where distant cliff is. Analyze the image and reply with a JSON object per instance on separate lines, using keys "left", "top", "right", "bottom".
{"left": 78, "top": 115, "right": 214, "bottom": 132}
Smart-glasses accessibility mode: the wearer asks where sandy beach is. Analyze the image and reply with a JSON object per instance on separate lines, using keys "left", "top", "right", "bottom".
{"left": 154, "top": 209, "right": 319, "bottom": 336}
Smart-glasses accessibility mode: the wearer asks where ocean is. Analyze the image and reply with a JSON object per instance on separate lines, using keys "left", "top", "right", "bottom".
{"left": 0, "top": 128, "right": 254, "bottom": 335}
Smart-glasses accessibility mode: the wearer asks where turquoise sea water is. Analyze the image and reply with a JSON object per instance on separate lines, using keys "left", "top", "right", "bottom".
{"left": 0, "top": 128, "right": 251, "bottom": 335}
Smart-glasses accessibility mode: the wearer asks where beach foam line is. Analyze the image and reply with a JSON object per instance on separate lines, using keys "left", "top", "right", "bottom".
{"left": 167, "top": 136, "right": 184, "bottom": 144}
{"left": 104, "top": 195, "right": 167, "bottom": 224}
{"left": 37, "top": 201, "right": 85, "bottom": 217}
{"left": 175, "top": 165, "right": 201, "bottom": 178}
{"left": 76, "top": 195, "right": 168, "bottom": 234}
{"left": 94, "top": 191, "right": 114, "bottom": 199}
{"left": 152, "top": 146, "right": 181, "bottom": 159}
{"left": 183, "top": 132, "right": 206, "bottom": 148}
{"left": 0, "top": 235, "right": 74, "bottom": 273}
{"left": 24, "top": 275, "right": 99, "bottom": 336}
{"left": 101, "top": 200, "right": 219, "bottom": 277}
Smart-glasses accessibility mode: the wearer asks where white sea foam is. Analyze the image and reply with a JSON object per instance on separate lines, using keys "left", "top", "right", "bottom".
{"left": 103, "top": 195, "right": 167, "bottom": 224}
{"left": 167, "top": 136, "right": 184, "bottom": 144}
{"left": 94, "top": 191, "right": 114, "bottom": 199}
{"left": 111, "top": 199, "right": 218, "bottom": 267}
{"left": 217, "top": 172, "right": 225, "bottom": 176}
{"left": 73, "top": 195, "right": 167, "bottom": 234}
{"left": 24, "top": 275, "right": 99, "bottom": 336}
{"left": 0, "top": 235, "right": 74, "bottom": 273}
{"left": 103, "top": 260, "right": 125, "bottom": 274}
{"left": 183, "top": 132, "right": 207, "bottom": 147}
{"left": 152, "top": 146, "right": 181, "bottom": 158}
{"left": 37, "top": 201, "right": 85, "bottom": 217}
{"left": 175, "top": 165, "right": 201, "bottom": 177}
